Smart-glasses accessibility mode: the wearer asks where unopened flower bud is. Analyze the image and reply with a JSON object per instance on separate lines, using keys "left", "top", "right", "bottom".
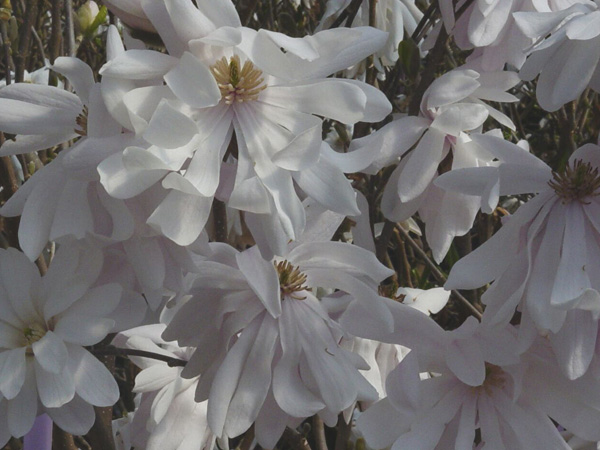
{"left": 76, "top": 1, "right": 102, "bottom": 37}
{"left": 0, "top": 0, "right": 12, "bottom": 22}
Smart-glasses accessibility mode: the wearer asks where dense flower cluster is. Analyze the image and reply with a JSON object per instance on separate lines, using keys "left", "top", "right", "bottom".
{"left": 0, "top": 0, "right": 600, "bottom": 448}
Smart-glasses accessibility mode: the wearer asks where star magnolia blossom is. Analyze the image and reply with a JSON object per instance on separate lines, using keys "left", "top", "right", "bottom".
{"left": 0, "top": 56, "right": 138, "bottom": 260}
{"left": 442, "top": 143, "right": 600, "bottom": 378}
{"left": 113, "top": 324, "right": 214, "bottom": 450}
{"left": 97, "top": 0, "right": 390, "bottom": 247}
{"left": 0, "top": 245, "right": 120, "bottom": 445}
{"left": 515, "top": 0, "right": 600, "bottom": 111}
{"left": 162, "top": 238, "right": 394, "bottom": 447}
{"left": 357, "top": 318, "right": 600, "bottom": 449}
{"left": 350, "top": 68, "right": 519, "bottom": 261}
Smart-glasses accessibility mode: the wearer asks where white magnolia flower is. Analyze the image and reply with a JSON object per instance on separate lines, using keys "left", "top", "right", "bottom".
{"left": 0, "top": 56, "right": 137, "bottom": 260}
{"left": 0, "top": 244, "right": 120, "bottom": 444}
{"left": 357, "top": 318, "right": 600, "bottom": 449}
{"left": 97, "top": 0, "right": 390, "bottom": 247}
{"left": 351, "top": 68, "right": 518, "bottom": 261}
{"left": 162, "top": 233, "right": 394, "bottom": 446}
{"left": 113, "top": 323, "right": 215, "bottom": 450}
{"left": 514, "top": 0, "right": 600, "bottom": 111}
{"left": 443, "top": 143, "right": 600, "bottom": 379}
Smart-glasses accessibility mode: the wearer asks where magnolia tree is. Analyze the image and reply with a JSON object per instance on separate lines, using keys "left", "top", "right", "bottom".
{"left": 1, "top": 0, "right": 600, "bottom": 449}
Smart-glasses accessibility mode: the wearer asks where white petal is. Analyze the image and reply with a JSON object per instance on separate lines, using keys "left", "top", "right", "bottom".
{"left": 46, "top": 394, "right": 96, "bottom": 435}
{"left": 164, "top": 52, "right": 221, "bottom": 108}
{"left": 143, "top": 99, "right": 199, "bottom": 148}
{"left": 0, "top": 98, "right": 77, "bottom": 135}
{"left": 147, "top": 190, "right": 212, "bottom": 246}
{"left": 7, "top": 363, "right": 38, "bottom": 437}
{"left": 67, "top": 345, "right": 119, "bottom": 406}
{"left": 99, "top": 49, "right": 178, "bottom": 80}
{"left": 236, "top": 248, "right": 281, "bottom": 318}
{"left": 0, "top": 348, "right": 27, "bottom": 399}
{"left": 34, "top": 360, "right": 75, "bottom": 408}
{"left": 397, "top": 127, "right": 446, "bottom": 202}
{"left": 32, "top": 331, "right": 68, "bottom": 374}
{"left": 51, "top": 57, "right": 95, "bottom": 104}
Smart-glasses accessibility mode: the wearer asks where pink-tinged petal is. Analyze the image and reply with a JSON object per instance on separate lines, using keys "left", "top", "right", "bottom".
{"left": 164, "top": 52, "right": 220, "bottom": 108}
{"left": 236, "top": 247, "right": 281, "bottom": 318}
{"left": 99, "top": 49, "right": 178, "bottom": 80}
{"left": 0, "top": 98, "right": 77, "bottom": 135}
{"left": 293, "top": 158, "right": 360, "bottom": 216}
{"left": 550, "top": 310, "right": 597, "bottom": 380}
{"left": 7, "top": 363, "right": 37, "bottom": 437}
{"left": 66, "top": 345, "right": 119, "bottom": 407}
{"left": 224, "top": 313, "right": 279, "bottom": 437}
{"left": 397, "top": 127, "right": 446, "bottom": 202}
{"left": 53, "top": 315, "right": 115, "bottom": 346}
{"left": 34, "top": 360, "right": 75, "bottom": 408}
{"left": 164, "top": 0, "right": 216, "bottom": 43}
{"left": 208, "top": 314, "right": 262, "bottom": 436}
{"left": 0, "top": 347, "right": 27, "bottom": 399}
{"left": 273, "top": 301, "right": 325, "bottom": 417}
{"left": 32, "top": 331, "right": 68, "bottom": 374}
{"left": 0, "top": 132, "right": 76, "bottom": 156}
{"left": 147, "top": 190, "right": 212, "bottom": 246}
{"left": 143, "top": 99, "right": 199, "bottom": 149}
{"left": 45, "top": 394, "right": 95, "bottom": 435}
{"left": 513, "top": 8, "right": 581, "bottom": 39}
{"left": 50, "top": 57, "right": 95, "bottom": 104}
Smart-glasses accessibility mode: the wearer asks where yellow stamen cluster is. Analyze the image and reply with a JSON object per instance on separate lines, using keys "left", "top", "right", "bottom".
{"left": 23, "top": 322, "right": 46, "bottom": 348}
{"left": 210, "top": 55, "right": 266, "bottom": 105}
{"left": 548, "top": 159, "right": 600, "bottom": 204}
{"left": 275, "top": 260, "right": 309, "bottom": 300}
{"left": 75, "top": 105, "right": 89, "bottom": 136}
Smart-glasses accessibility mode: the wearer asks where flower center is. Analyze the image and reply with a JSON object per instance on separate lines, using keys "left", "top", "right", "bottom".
{"left": 474, "top": 363, "right": 507, "bottom": 396}
{"left": 275, "top": 260, "right": 309, "bottom": 300}
{"left": 548, "top": 159, "right": 600, "bottom": 204}
{"left": 210, "top": 55, "right": 267, "bottom": 105}
{"left": 75, "top": 105, "right": 88, "bottom": 136}
{"left": 23, "top": 322, "right": 46, "bottom": 348}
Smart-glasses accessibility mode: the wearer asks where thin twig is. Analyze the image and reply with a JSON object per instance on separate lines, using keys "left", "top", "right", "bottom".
{"left": 396, "top": 224, "right": 483, "bottom": 320}
{"left": 64, "top": 0, "right": 75, "bottom": 57}
{"left": 91, "top": 346, "right": 188, "bottom": 367}
{"left": 14, "top": 0, "right": 38, "bottom": 83}
{"left": 313, "top": 416, "right": 327, "bottom": 450}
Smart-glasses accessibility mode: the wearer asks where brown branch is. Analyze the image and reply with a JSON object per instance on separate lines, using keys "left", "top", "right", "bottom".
{"left": 14, "top": 0, "right": 39, "bottom": 83}
{"left": 313, "top": 416, "right": 328, "bottom": 450}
